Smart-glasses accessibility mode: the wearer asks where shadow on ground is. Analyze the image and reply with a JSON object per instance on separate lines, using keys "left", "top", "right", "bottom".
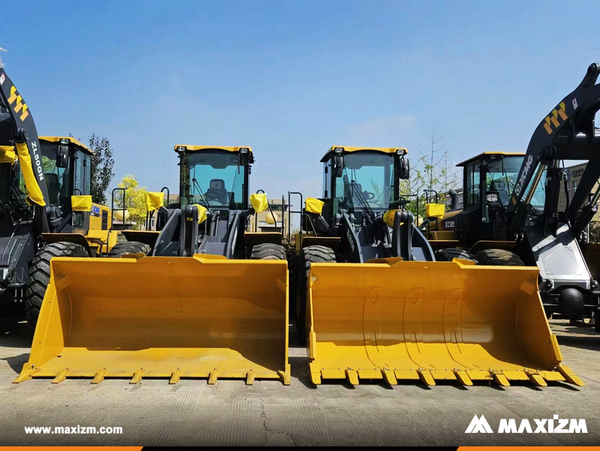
{"left": 556, "top": 334, "right": 600, "bottom": 351}
{"left": 0, "top": 353, "right": 29, "bottom": 375}
{"left": 0, "top": 318, "right": 33, "bottom": 349}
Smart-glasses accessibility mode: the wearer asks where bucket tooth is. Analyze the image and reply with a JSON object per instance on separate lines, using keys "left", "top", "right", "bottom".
{"left": 13, "top": 364, "right": 40, "bottom": 384}
{"left": 91, "top": 368, "right": 108, "bottom": 384}
{"left": 52, "top": 368, "right": 70, "bottom": 384}
{"left": 309, "top": 363, "right": 322, "bottom": 385}
{"left": 491, "top": 371, "right": 510, "bottom": 387}
{"left": 524, "top": 370, "right": 547, "bottom": 387}
{"left": 557, "top": 365, "right": 585, "bottom": 387}
{"left": 208, "top": 370, "right": 219, "bottom": 385}
{"left": 453, "top": 370, "right": 473, "bottom": 386}
{"left": 130, "top": 369, "right": 145, "bottom": 384}
{"left": 417, "top": 369, "right": 435, "bottom": 386}
{"left": 246, "top": 370, "right": 255, "bottom": 385}
{"left": 170, "top": 369, "right": 182, "bottom": 385}
{"left": 382, "top": 369, "right": 398, "bottom": 386}
{"left": 345, "top": 369, "right": 359, "bottom": 385}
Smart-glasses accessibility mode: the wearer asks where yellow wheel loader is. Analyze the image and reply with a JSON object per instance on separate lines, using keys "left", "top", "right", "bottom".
{"left": 289, "top": 145, "right": 583, "bottom": 388}
{"left": 15, "top": 145, "right": 290, "bottom": 386}
{"left": 0, "top": 58, "right": 148, "bottom": 328}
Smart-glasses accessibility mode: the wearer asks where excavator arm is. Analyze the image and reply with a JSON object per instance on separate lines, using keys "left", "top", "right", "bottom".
{"left": 509, "top": 63, "right": 600, "bottom": 237}
{"left": 0, "top": 57, "right": 49, "bottom": 206}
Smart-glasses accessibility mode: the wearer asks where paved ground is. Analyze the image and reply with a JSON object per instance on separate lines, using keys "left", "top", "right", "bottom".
{"left": 0, "top": 316, "right": 599, "bottom": 446}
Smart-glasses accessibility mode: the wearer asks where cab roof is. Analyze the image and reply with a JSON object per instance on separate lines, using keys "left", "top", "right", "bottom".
{"left": 321, "top": 146, "right": 408, "bottom": 162}
{"left": 457, "top": 151, "right": 525, "bottom": 167}
{"left": 174, "top": 145, "right": 252, "bottom": 153}
{"left": 39, "top": 136, "right": 93, "bottom": 155}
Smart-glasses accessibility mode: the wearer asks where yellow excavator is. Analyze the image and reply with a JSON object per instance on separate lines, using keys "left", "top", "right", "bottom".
{"left": 288, "top": 144, "right": 583, "bottom": 387}
{"left": 15, "top": 145, "right": 290, "bottom": 385}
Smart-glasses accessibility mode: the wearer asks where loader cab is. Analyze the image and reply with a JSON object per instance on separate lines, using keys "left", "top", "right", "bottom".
{"left": 176, "top": 145, "right": 253, "bottom": 213}
{"left": 456, "top": 152, "right": 547, "bottom": 246}
{"left": 38, "top": 137, "right": 93, "bottom": 233}
{"left": 320, "top": 146, "right": 410, "bottom": 223}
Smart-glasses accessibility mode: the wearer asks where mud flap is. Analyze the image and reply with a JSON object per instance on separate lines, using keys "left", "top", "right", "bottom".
{"left": 307, "top": 258, "right": 583, "bottom": 387}
{"left": 15, "top": 254, "right": 290, "bottom": 385}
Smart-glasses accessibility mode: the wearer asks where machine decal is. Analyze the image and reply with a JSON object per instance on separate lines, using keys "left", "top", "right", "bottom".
{"left": 7, "top": 85, "right": 29, "bottom": 121}
{"left": 543, "top": 101, "right": 567, "bottom": 134}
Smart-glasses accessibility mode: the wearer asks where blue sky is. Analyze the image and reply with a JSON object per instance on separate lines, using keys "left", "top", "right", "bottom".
{"left": 4, "top": 0, "right": 599, "bottom": 205}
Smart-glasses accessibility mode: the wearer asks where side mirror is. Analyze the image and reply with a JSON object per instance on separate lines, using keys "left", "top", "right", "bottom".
{"left": 399, "top": 157, "right": 410, "bottom": 180}
{"left": 333, "top": 155, "right": 344, "bottom": 178}
{"left": 57, "top": 145, "right": 69, "bottom": 168}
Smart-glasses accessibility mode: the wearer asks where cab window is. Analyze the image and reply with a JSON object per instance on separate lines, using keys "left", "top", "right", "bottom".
{"left": 465, "top": 162, "right": 480, "bottom": 208}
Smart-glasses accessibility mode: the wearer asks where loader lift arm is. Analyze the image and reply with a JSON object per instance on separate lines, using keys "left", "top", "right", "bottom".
{"left": 509, "top": 63, "right": 600, "bottom": 238}
{"left": 0, "top": 60, "right": 50, "bottom": 207}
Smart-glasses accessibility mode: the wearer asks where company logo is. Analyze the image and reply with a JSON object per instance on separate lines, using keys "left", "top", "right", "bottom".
{"left": 513, "top": 154, "right": 534, "bottom": 198}
{"left": 443, "top": 219, "right": 455, "bottom": 230}
{"left": 31, "top": 141, "right": 44, "bottom": 182}
{"left": 465, "top": 415, "right": 493, "bottom": 433}
{"left": 346, "top": 227, "right": 355, "bottom": 254}
{"left": 7, "top": 85, "right": 29, "bottom": 121}
{"left": 543, "top": 101, "right": 568, "bottom": 135}
{"left": 465, "top": 414, "right": 587, "bottom": 434}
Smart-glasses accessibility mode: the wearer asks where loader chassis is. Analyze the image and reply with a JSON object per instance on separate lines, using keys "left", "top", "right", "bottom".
{"left": 290, "top": 145, "right": 583, "bottom": 387}
{"left": 15, "top": 145, "right": 291, "bottom": 385}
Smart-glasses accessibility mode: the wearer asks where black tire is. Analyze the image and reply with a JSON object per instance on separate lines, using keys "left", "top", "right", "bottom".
{"left": 24, "top": 241, "right": 88, "bottom": 329}
{"left": 250, "top": 243, "right": 285, "bottom": 260}
{"left": 107, "top": 241, "right": 151, "bottom": 258}
{"left": 474, "top": 248, "right": 525, "bottom": 266}
{"left": 297, "top": 245, "right": 337, "bottom": 343}
{"left": 434, "top": 247, "right": 478, "bottom": 264}
{"left": 594, "top": 308, "right": 600, "bottom": 333}
{"left": 286, "top": 248, "right": 298, "bottom": 325}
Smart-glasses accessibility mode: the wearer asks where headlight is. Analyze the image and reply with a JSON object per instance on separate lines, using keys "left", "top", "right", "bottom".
{"left": 334, "top": 147, "right": 344, "bottom": 154}
{"left": 486, "top": 193, "right": 499, "bottom": 203}
{"left": 60, "top": 138, "right": 70, "bottom": 145}
{"left": 239, "top": 147, "right": 249, "bottom": 154}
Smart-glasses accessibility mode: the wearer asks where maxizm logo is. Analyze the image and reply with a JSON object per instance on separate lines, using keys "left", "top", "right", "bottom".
{"left": 465, "top": 415, "right": 587, "bottom": 434}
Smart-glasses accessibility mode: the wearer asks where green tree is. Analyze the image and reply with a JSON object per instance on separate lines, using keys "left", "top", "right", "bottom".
{"left": 88, "top": 134, "right": 115, "bottom": 204}
{"left": 399, "top": 124, "right": 460, "bottom": 219}
{"left": 113, "top": 174, "right": 148, "bottom": 229}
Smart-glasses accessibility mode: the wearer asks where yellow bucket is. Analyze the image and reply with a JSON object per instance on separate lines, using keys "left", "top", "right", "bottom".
{"left": 307, "top": 258, "right": 583, "bottom": 387}
{"left": 16, "top": 255, "right": 290, "bottom": 385}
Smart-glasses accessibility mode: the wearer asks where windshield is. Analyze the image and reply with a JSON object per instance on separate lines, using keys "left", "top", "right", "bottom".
{"left": 485, "top": 155, "right": 546, "bottom": 208}
{"left": 186, "top": 150, "right": 246, "bottom": 209}
{"left": 334, "top": 152, "right": 394, "bottom": 211}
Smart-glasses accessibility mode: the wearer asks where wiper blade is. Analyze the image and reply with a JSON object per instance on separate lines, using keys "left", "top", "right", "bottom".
{"left": 192, "top": 178, "right": 212, "bottom": 213}
{"left": 350, "top": 180, "right": 374, "bottom": 218}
